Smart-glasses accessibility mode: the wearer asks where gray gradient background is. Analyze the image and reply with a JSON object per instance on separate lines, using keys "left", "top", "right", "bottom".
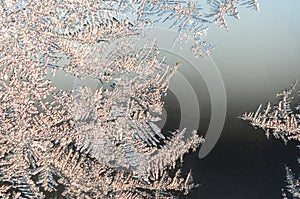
{"left": 208, "top": 0, "right": 300, "bottom": 113}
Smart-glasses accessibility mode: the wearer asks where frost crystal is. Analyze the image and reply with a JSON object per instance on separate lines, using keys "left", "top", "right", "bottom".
{"left": 240, "top": 81, "right": 300, "bottom": 144}
{"left": 282, "top": 166, "right": 300, "bottom": 199}
{"left": 1, "top": 0, "right": 259, "bottom": 198}
{"left": 241, "top": 82, "right": 300, "bottom": 198}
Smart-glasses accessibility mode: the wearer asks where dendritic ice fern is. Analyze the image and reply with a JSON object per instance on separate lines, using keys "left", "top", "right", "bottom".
{"left": 282, "top": 165, "right": 300, "bottom": 199}
{"left": 240, "top": 81, "right": 300, "bottom": 199}
{"left": 240, "top": 81, "right": 300, "bottom": 144}
{"left": 1, "top": 0, "right": 259, "bottom": 198}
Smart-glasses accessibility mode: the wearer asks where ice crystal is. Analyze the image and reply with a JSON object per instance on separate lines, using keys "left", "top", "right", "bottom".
{"left": 0, "top": 36, "right": 204, "bottom": 198}
{"left": 282, "top": 166, "right": 300, "bottom": 199}
{"left": 0, "top": 0, "right": 259, "bottom": 58}
{"left": 241, "top": 82, "right": 300, "bottom": 199}
{"left": 240, "top": 81, "right": 300, "bottom": 144}
{"left": 1, "top": 0, "right": 259, "bottom": 198}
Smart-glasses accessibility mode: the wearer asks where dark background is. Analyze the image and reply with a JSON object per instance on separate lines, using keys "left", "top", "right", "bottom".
{"left": 181, "top": 113, "right": 299, "bottom": 199}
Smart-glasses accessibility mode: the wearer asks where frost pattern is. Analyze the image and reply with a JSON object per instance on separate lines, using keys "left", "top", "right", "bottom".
{"left": 1, "top": 0, "right": 259, "bottom": 198}
{"left": 240, "top": 81, "right": 300, "bottom": 144}
{"left": 282, "top": 166, "right": 300, "bottom": 199}
{"left": 0, "top": 0, "right": 259, "bottom": 58}
{"left": 241, "top": 81, "right": 300, "bottom": 198}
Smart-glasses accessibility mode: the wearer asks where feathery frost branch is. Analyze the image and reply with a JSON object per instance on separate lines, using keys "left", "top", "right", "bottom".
{"left": 241, "top": 81, "right": 300, "bottom": 198}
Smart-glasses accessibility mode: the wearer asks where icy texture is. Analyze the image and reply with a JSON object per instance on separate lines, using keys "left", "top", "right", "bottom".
{"left": 241, "top": 82, "right": 300, "bottom": 198}
{"left": 0, "top": 0, "right": 259, "bottom": 58}
{"left": 240, "top": 81, "right": 300, "bottom": 144}
{"left": 0, "top": 35, "right": 204, "bottom": 198}
{"left": 71, "top": 40, "right": 204, "bottom": 176}
{"left": 0, "top": 0, "right": 258, "bottom": 198}
{"left": 282, "top": 166, "right": 300, "bottom": 199}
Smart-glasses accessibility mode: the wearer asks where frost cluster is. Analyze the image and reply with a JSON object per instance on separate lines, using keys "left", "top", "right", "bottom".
{"left": 241, "top": 81, "right": 300, "bottom": 199}
{"left": 1, "top": 0, "right": 258, "bottom": 198}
